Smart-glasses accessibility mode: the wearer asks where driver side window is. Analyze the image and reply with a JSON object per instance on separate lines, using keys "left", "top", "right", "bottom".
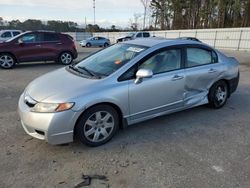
{"left": 21, "top": 33, "right": 41, "bottom": 43}
{"left": 139, "top": 49, "right": 181, "bottom": 75}
{"left": 118, "top": 48, "right": 182, "bottom": 81}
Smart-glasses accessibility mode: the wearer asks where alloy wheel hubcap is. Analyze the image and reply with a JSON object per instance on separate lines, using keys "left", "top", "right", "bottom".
{"left": 61, "top": 53, "right": 72, "bottom": 64}
{"left": 0, "top": 55, "right": 14, "bottom": 68}
{"left": 84, "top": 111, "right": 114, "bottom": 142}
{"left": 215, "top": 86, "right": 227, "bottom": 104}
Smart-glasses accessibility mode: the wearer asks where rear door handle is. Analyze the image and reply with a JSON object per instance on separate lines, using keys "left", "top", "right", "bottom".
{"left": 172, "top": 75, "right": 184, "bottom": 81}
{"left": 56, "top": 42, "right": 62, "bottom": 45}
{"left": 208, "top": 68, "right": 217, "bottom": 73}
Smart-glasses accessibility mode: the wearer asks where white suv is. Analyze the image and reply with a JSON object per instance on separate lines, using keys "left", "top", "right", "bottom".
{"left": 0, "top": 30, "right": 22, "bottom": 42}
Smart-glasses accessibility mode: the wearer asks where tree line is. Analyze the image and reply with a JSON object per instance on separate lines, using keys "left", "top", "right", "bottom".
{"left": 1, "top": 0, "right": 250, "bottom": 32}
{"left": 0, "top": 18, "right": 82, "bottom": 32}
{"left": 0, "top": 17, "right": 123, "bottom": 32}
{"left": 148, "top": 0, "right": 250, "bottom": 30}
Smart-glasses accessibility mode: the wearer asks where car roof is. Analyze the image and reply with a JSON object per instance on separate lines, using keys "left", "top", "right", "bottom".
{"left": 0, "top": 30, "right": 22, "bottom": 32}
{"left": 123, "top": 37, "right": 202, "bottom": 48}
{"left": 20, "top": 31, "right": 60, "bottom": 35}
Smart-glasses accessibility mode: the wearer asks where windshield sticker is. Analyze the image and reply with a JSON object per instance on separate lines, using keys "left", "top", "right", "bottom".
{"left": 114, "top": 60, "right": 122, "bottom": 65}
{"left": 127, "top": 47, "right": 144, "bottom": 53}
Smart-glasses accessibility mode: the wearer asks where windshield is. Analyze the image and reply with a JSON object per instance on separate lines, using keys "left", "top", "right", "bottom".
{"left": 74, "top": 43, "right": 147, "bottom": 77}
{"left": 127, "top": 33, "right": 135, "bottom": 37}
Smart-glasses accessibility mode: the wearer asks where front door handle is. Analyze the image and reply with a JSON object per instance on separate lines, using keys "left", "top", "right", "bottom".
{"left": 35, "top": 44, "right": 41, "bottom": 47}
{"left": 172, "top": 75, "right": 184, "bottom": 81}
{"left": 208, "top": 68, "right": 217, "bottom": 73}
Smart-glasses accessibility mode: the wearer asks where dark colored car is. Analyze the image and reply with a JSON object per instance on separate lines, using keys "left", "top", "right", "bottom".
{"left": 0, "top": 31, "right": 78, "bottom": 69}
{"left": 177, "top": 37, "right": 201, "bottom": 42}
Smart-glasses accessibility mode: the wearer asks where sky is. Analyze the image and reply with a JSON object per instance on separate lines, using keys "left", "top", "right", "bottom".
{"left": 0, "top": 0, "right": 145, "bottom": 28}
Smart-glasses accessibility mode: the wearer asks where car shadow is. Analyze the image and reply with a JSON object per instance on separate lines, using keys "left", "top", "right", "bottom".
{"left": 13, "top": 61, "right": 66, "bottom": 69}
{"left": 65, "top": 104, "right": 224, "bottom": 151}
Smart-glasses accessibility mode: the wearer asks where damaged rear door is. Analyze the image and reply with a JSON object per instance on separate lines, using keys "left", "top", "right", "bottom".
{"left": 184, "top": 46, "right": 225, "bottom": 107}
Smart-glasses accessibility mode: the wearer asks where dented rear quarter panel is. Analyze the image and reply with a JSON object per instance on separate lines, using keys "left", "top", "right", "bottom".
{"left": 183, "top": 49, "right": 239, "bottom": 107}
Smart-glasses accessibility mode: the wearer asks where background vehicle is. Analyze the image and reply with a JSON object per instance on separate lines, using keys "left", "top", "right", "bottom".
{"left": 18, "top": 39, "right": 239, "bottom": 147}
{"left": 116, "top": 31, "right": 150, "bottom": 42}
{"left": 177, "top": 37, "right": 201, "bottom": 42}
{"left": 0, "top": 31, "right": 77, "bottom": 69}
{"left": 79, "top": 37, "right": 110, "bottom": 47}
{"left": 0, "top": 30, "right": 22, "bottom": 42}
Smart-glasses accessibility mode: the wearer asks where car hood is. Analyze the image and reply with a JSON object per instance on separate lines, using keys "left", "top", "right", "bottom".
{"left": 25, "top": 68, "right": 99, "bottom": 103}
{"left": 117, "top": 36, "right": 129, "bottom": 40}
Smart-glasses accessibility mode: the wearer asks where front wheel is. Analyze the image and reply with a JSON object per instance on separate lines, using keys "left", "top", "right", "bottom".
{"left": 75, "top": 105, "right": 119, "bottom": 147}
{"left": 208, "top": 80, "right": 228, "bottom": 109}
{"left": 0, "top": 53, "right": 16, "bottom": 69}
{"left": 59, "top": 52, "right": 73, "bottom": 65}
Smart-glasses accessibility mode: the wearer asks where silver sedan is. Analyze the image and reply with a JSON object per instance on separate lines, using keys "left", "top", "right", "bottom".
{"left": 18, "top": 39, "right": 239, "bottom": 146}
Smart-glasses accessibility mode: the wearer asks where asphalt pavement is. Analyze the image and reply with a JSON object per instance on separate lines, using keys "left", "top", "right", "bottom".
{"left": 0, "top": 46, "right": 250, "bottom": 188}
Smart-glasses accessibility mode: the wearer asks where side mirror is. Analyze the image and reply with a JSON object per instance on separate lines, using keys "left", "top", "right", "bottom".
{"left": 18, "top": 38, "right": 23, "bottom": 44}
{"left": 134, "top": 69, "right": 153, "bottom": 84}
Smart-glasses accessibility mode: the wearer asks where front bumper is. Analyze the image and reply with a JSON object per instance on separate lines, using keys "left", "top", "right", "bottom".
{"left": 79, "top": 42, "right": 86, "bottom": 47}
{"left": 18, "top": 93, "right": 80, "bottom": 145}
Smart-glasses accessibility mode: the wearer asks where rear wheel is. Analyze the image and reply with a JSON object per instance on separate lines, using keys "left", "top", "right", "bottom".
{"left": 208, "top": 80, "right": 228, "bottom": 109}
{"left": 75, "top": 105, "right": 119, "bottom": 147}
{"left": 0, "top": 53, "right": 15, "bottom": 69}
{"left": 59, "top": 52, "right": 73, "bottom": 65}
{"left": 104, "top": 43, "right": 109, "bottom": 47}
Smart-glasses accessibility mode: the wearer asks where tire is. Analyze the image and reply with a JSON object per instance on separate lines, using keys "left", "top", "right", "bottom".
{"left": 75, "top": 105, "right": 119, "bottom": 147}
{"left": 0, "top": 53, "right": 16, "bottom": 69}
{"left": 208, "top": 80, "right": 228, "bottom": 109}
{"left": 59, "top": 52, "right": 73, "bottom": 65}
{"left": 104, "top": 43, "right": 109, "bottom": 47}
{"left": 86, "top": 43, "right": 91, "bottom": 47}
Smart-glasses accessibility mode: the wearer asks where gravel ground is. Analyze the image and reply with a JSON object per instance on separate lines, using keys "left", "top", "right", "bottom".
{"left": 0, "top": 46, "right": 250, "bottom": 188}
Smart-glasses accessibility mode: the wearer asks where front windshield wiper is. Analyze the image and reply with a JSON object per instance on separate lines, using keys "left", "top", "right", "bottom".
{"left": 68, "top": 65, "right": 85, "bottom": 74}
{"left": 77, "top": 66, "right": 100, "bottom": 78}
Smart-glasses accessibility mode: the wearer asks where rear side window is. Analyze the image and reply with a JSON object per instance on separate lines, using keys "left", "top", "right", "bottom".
{"left": 43, "top": 33, "right": 60, "bottom": 42}
{"left": 1, "top": 32, "right": 11, "bottom": 38}
{"left": 65, "top": 34, "right": 74, "bottom": 41}
{"left": 143, "top": 32, "right": 150, "bottom": 37}
{"left": 186, "top": 48, "right": 215, "bottom": 68}
{"left": 13, "top": 32, "right": 21, "bottom": 36}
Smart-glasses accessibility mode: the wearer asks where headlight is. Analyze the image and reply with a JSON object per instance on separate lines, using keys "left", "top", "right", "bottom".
{"left": 31, "top": 102, "right": 74, "bottom": 113}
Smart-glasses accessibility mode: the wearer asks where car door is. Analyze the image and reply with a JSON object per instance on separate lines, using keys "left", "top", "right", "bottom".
{"left": 127, "top": 48, "right": 185, "bottom": 123}
{"left": 183, "top": 46, "right": 224, "bottom": 107}
{"left": 91, "top": 37, "right": 99, "bottom": 46}
{"left": 39, "top": 32, "right": 61, "bottom": 61}
{"left": 14, "top": 32, "right": 43, "bottom": 62}
{"left": 97, "top": 37, "right": 105, "bottom": 46}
